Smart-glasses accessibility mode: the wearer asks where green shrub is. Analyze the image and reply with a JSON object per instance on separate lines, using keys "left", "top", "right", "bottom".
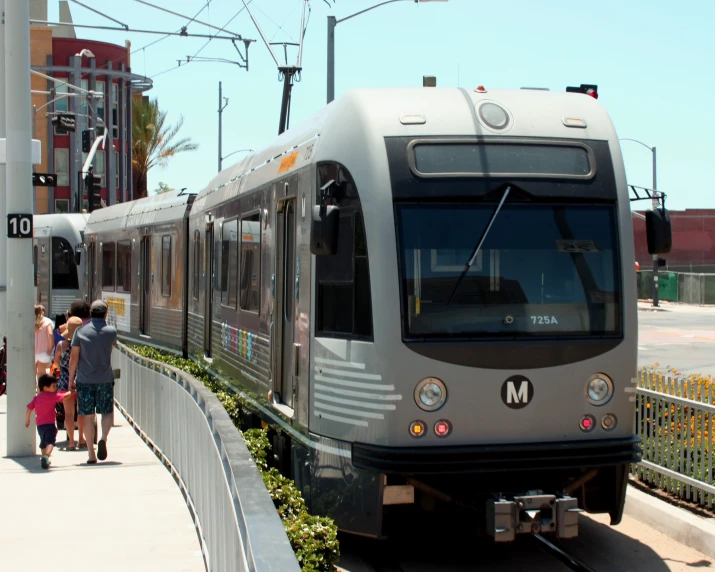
{"left": 126, "top": 344, "right": 340, "bottom": 571}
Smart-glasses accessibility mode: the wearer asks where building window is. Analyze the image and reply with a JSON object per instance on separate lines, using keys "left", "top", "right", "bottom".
{"left": 116, "top": 240, "right": 131, "bottom": 292}
{"left": 240, "top": 214, "right": 261, "bottom": 311}
{"left": 193, "top": 230, "right": 200, "bottom": 300}
{"left": 95, "top": 81, "right": 105, "bottom": 125}
{"left": 315, "top": 163, "right": 373, "bottom": 340}
{"left": 54, "top": 84, "right": 69, "bottom": 115}
{"left": 95, "top": 150, "right": 105, "bottom": 187}
{"left": 102, "top": 242, "right": 115, "bottom": 291}
{"left": 112, "top": 83, "right": 119, "bottom": 139}
{"left": 220, "top": 219, "right": 238, "bottom": 308}
{"left": 54, "top": 199, "right": 69, "bottom": 213}
{"left": 161, "top": 235, "right": 171, "bottom": 297}
{"left": 55, "top": 148, "right": 69, "bottom": 186}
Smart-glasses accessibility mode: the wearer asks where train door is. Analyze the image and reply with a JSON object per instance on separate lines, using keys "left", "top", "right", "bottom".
{"left": 275, "top": 198, "right": 297, "bottom": 408}
{"left": 140, "top": 236, "right": 151, "bottom": 335}
{"left": 35, "top": 238, "right": 51, "bottom": 308}
{"left": 204, "top": 223, "right": 214, "bottom": 357}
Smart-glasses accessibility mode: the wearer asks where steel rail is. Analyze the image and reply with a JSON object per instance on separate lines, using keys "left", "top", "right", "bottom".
{"left": 533, "top": 534, "right": 597, "bottom": 572}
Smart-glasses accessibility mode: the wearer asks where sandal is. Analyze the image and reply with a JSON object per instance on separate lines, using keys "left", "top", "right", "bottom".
{"left": 86, "top": 458, "right": 97, "bottom": 464}
{"left": 67, "top": 444, "right": 77, "bottom": 451}
{"left": 78, "top": 442, "right": 87, "bottom": 448}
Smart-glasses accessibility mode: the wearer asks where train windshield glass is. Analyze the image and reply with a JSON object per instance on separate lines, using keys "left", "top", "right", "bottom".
{"left": 396, "top": 203, "right": 620, "bottom": 339}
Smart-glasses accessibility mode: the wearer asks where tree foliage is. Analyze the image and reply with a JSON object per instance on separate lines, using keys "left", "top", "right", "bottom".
{"left": 132, "top": 97, "right": 198, "bottom": 199}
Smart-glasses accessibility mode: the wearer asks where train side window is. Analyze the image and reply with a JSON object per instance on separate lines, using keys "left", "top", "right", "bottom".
{"left": 102, "top": 242, "right": 115, "bottom": 291}
{"left": 193, "top": 230, "right": 200, "bottom": 300}
{"left": 221, "top": 219, "right": 238, "bottom": 309}
{"left": 161, "top": 235, "right": 171, "bottom": 297}
{"left": 52, "top": 237, "right": 79, "bottom": 290}
{"left": 116, "top": 241, "right": 131, "bottom": 293}
{"left": 315, "top": 163, "right": 373, "bottom": 340}
{"left": 240, "top": 214, "right": 261, "bottom": 311}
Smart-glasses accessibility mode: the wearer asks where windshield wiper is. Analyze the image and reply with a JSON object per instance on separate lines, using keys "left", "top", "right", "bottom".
{"left": 446, "top": 186, "right": 511, "bottom": 305}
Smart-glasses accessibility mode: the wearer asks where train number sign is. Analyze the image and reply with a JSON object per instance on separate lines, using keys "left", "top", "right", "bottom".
{"left": 7, "top": 213, "right": 33, "bottom": 238}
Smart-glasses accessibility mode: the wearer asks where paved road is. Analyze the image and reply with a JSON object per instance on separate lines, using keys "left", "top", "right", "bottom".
{"left": 638, "top": 302, "right": 715, "bottom": 376}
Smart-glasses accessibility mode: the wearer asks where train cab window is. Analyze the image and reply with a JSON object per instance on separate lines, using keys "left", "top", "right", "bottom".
{"left": 315, "top": 163, "right": 373, "bottom": 340}
{"left": 221, "top": 219, "right": 238, "bottom": 309}
{"left": 239, "top": 214, "right": 261, "bottom": 311}
{"left": 116, "top": 241, "right": 131, "bottom": 293}
{"left": 193, "top": 230, "right": 200, "bottom": 300}
{"left": 101, "top": 242, "right": 115, "bottom": 291}
{"left": 52, "top": 237, "right": 79, "bottom": 290}
{"left": 161, "top": 235, "right": 171, "bottom": 297}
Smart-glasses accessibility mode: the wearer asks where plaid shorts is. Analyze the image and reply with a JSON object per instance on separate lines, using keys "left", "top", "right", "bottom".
{"left": 76, "top": 382, "right": 114, "bottom": 416}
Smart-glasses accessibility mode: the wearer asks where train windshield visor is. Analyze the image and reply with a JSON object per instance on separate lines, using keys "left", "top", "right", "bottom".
{"left": 396, "top": 203, "right": 621, "bottom": 339}
{"left": 409, "top": 141, "right": 594, "bottom": 179}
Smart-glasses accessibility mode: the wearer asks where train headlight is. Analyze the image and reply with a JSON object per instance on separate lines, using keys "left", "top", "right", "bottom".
{"left": 414, "top": 377, "right": 447, "bottom": 412}
{"left": 586, "top": 374, "right": 613, "bottom": 406}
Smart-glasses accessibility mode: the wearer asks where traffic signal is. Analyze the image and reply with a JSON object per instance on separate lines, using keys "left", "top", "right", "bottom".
{"left": 657, "top": 258, "right": 667, "bottom": 268}
{"left": 51, "top": 113, "right": 76, "bottom": 134}
{"left": 566, "top": 84, "right": 598, "bottom": 99}
{"left": 85, "top": 170, "right": 102, "bottom": 212}
{"left": 32, "top": 172, "right": 57, "bottom": 186}
{"left": 82, "top": 129, "right": 92, "bottom": 153}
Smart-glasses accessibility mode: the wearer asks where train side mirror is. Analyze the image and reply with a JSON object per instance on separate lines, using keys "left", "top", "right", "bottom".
{"left": 311, "top": 179, "right": 340, "bottom": 256}
{"left": 645, "top": 208, "right": 672, "bottom": 254}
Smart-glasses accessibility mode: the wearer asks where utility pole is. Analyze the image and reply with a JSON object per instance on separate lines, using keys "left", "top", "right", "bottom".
{"left": 651, "top": 147, "right": 659, "bottom": 307}
{"left": 5, "top": 0, "right": 36, "bottom": 456}
{"left": 218, "top": 81, "right": 228, "bottom": 172}
{"left": 327, "top": 15, "right": 335, "bottom": 104}
{"left": 0, "top": 0, "right": 7, "bottom": 341}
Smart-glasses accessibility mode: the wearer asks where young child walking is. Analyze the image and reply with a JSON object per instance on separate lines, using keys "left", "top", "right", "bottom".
{"left": 25, "top": 374, "right": 67, "bottom": 469}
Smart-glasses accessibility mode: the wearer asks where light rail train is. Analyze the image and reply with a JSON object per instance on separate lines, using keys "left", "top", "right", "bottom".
{"left": 33, "top": 213, "right": 89, "bottom": 318}
{"left": 81, "top": 86, "right": 671, "bottom": 541}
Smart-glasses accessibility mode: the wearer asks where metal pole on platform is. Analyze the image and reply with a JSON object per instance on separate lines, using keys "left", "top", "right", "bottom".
{"left": 651, "top": 147, "right": 659, "bottom": 308}
{"left": 0, "top": 0, "right": 7, "bottom": 341}
{"left": 5, "top": 0, "right": 36, "bottom": 456}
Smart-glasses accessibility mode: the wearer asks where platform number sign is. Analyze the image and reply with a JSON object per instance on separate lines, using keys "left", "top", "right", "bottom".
{"left": 7, "top": 214, "right": 33, "bottom": 238}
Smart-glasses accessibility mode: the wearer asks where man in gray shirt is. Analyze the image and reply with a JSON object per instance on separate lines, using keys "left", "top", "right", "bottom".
{"left": 69, "top": 299, "right": 117, "bottom": 464}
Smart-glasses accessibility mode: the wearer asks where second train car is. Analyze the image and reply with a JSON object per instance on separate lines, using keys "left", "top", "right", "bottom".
{"left": 83, "top": 86, "right": 671, "bottom": 541}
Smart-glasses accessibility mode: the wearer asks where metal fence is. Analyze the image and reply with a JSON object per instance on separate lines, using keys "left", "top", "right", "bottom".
{"left": 637, "top": 270, "right": 715, "bottom": 304}
{"left": 112, "top": 344, "right": 300, "bottom": 572}
{"left": 633, "top": 372, "right": 715, "bottom": 510}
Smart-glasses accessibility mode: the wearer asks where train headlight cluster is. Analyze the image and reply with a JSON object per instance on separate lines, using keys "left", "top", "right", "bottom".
{"left": 586, "top": 373, "right": 613, "bottom": 406}
{"left": 414, "top": 377, "right": 447, "bottom": 412}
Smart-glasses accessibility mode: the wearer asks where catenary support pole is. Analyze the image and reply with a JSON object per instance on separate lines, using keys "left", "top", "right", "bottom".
{"left": 5, "top": 0, "right": 36, "bottom": 456}
{"left": 651, "top": 147, "right": 659, "bottom": 307}
{"left": 327, "top": 15, "right": 335, "bottom": 103}
{"left": 0, "top": 0, "right": 7, "bottom": 340}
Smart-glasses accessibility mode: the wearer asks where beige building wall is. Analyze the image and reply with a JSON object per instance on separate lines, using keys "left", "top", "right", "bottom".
{"left": 30, "top": 26, "right": 53, "bottom": 214}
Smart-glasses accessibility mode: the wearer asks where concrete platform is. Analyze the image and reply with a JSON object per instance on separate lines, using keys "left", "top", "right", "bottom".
{"left": 0, "top": 395, "right": 204, "bottom": 572}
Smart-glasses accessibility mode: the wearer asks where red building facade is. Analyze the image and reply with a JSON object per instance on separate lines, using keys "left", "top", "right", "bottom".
{"left": 633, "top": 209, "right": 715, "bottom": 273}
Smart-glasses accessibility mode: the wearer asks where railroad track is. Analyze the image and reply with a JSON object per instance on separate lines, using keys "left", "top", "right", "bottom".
{"left": 533, "top": 534, "right": 598, "bottom": 572}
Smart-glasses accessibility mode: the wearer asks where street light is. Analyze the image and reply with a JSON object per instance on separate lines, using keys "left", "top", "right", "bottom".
{"left": 327, "top": 0, "right": 448, "bottom": 103}
{"left": 619, "top": 137, "right": 660, "bottom": 307}
{"left": 220, "top": 148, "right": 255, "bottom": 168}
{"left": 75, "top": 49, "right": 95, "bottom": 59}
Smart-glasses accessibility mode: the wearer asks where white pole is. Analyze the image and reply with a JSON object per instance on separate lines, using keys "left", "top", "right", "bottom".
{"left": 5, "top": 0, "right": 36, "bottom": 456}
{"left": 0, "top": 0, "right": 7, "bottom": 341}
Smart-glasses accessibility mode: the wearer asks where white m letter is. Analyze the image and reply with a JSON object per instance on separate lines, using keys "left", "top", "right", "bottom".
{"left": 506, "top": 381, "right": 529, "bottom": 404}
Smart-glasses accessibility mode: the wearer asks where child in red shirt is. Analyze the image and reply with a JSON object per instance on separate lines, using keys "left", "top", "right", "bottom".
{"left": 25, "top": 374, "right": 68, "bottom": 469}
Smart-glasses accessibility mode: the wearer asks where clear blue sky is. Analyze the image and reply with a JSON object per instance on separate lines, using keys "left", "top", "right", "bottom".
{"left": 52, "top": 0, "right": 715, "bottom": 210}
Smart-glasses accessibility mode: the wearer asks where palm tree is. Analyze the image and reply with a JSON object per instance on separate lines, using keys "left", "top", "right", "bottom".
{"left": 132, "top": 97, "right": 198, "bottom": 199}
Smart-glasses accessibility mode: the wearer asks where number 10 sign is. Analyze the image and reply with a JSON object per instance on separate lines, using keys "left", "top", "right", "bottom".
{"left": 7, "top": 214, "right": 33, "bottom": 238}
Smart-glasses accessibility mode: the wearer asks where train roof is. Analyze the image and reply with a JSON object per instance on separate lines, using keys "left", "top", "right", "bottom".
{"left": 85, "top": 190, "right": 194, "bottom": 234}
{"left": 191, "top": 87, "right": 618, "bottom": 212}
{"left": 33, "top": 213, "right": 89, "bottom": 240}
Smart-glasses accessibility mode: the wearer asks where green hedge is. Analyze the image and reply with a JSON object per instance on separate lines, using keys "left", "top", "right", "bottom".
{"left": 128, "top": 345, "right": 340, "bottom": 571}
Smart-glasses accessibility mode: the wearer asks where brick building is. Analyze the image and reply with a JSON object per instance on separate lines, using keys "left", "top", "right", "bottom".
{"left": 633, "top": 209, "right": 715, "bottom": 273}
{"left": 30, "top": 0, "right": 152, "bottom": 213}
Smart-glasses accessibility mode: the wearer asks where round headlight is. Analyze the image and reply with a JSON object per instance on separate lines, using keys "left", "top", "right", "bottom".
{"left": 478, "top": 102, "right": 510, "bottom": 130}
{"left": 586, "top": 374, "right": 613, "bottom": 406}
{"left": 414, "top": 377, "right": 447, "bottom": 412}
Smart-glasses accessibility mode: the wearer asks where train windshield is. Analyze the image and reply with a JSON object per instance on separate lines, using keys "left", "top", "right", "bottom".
{"left": 396, "top": 203, "right": 621, "bottom": 340}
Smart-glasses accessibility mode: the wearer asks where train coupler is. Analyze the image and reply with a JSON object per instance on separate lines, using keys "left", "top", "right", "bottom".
{"left": 486, "top": 492, "right": 582, "bottom": 542}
